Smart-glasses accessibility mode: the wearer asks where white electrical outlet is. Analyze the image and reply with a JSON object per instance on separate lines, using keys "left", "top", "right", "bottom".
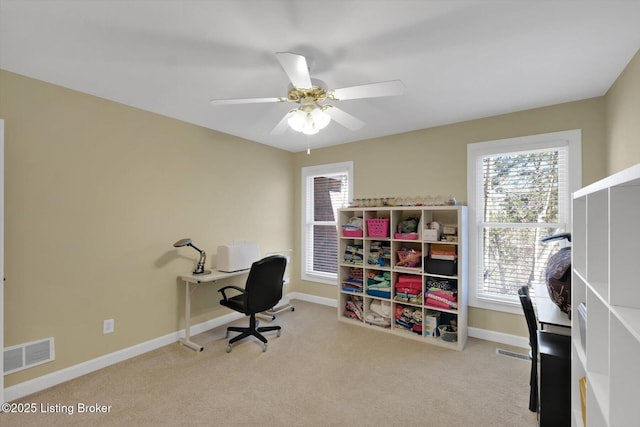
{"left": 103, "top": 319, "right": 115, "bottom": 334}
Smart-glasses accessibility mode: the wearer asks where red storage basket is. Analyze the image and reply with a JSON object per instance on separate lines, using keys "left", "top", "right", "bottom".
{"left": 366, "top": 218, "right": 390, "bottom": 237}
{"left": 343, "top": 229, "right": 363, "bottom": 238}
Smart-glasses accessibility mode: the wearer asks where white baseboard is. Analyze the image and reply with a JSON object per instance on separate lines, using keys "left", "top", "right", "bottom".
{"left": 468, "top": 327, "right": 529, "bottom": 349}
{"left": 4, "top": 292, "right": 526, "bottom": 401}
{"left": 288, "top": 292, "right": 337, "bottom": 307}
{"left": 4, "top": 311, "right": 243, "bottom": 402}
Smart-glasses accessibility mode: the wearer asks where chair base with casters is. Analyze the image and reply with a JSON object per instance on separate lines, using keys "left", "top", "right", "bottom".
{"left": 224, "top": 313, "right": 281, "bottom": 353}
{"left": 260, "top": 298, "right": 295, "bottom": 321}
{"left": 218, "top": 255, "right": 287, "bottom": 353}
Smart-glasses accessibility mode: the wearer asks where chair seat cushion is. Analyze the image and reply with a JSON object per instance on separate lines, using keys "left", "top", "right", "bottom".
{"left": 221, "top": 294, "right": 246, "bottom": 314}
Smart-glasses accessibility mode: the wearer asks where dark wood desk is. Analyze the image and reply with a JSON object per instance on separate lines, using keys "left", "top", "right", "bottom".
{"left": 537, "top": 330, "right": 571, "bottom": 427}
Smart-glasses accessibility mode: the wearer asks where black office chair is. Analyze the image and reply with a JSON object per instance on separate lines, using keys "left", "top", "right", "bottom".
{"left": 518, "top": 285, "right": 538, "bottom": 413}
{"left": 218, "top": 255, "right": 287, "bottom": 353}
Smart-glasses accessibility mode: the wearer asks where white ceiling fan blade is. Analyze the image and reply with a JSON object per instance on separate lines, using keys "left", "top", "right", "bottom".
{"left": 276, "top": 52, "right": 313, "bottom": 89}
{"left": 210, "top": 97, "right": 284, "bottom": 106}
{"left": 331, "top": 80, "right": 405, "bottom": 101}
{"left": 271, "top": 110, "right": 296, "bottom": 135}
{"left": 325, "top": 106, "right": 365, "bottom": 131}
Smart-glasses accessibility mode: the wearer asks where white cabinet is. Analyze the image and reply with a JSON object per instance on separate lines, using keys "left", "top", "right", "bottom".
{"left": 337, "top": 206, "right": 467, "bottom": 350}
{"left": 571, "top": 163, "right": 640, "bottom": 426}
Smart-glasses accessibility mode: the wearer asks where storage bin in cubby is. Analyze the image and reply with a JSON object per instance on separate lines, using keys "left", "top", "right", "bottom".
{"left": 366, "top": 218, "right": 390, "bottom": 237}
{"left": 424, "top": 256, "right": 457, "bottom": 276}
{"left": 438, "top": 325, "right": 458, "bottom": 342}
{"left": 395, "top": 246, "right": 422, "bottom": 269}
{"left": 341, "top": 215, "right": 364, "bottom": 237}
{"left": 393, "top": 213, "right": 421, "bottom": 240}
{"left": 343, "top": 229, "right": 363, "bottom": 237}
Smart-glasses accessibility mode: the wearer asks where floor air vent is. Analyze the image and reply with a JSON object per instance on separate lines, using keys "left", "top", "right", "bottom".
{"left": 4, "top": 337, "right": 55, "bottom": 374}
{"left": 496, "top": 348, "right": 530, "bottom": 361}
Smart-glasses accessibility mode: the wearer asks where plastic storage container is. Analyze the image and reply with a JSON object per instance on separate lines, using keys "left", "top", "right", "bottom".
{"left": 366, "top": 218, "right": 390, "bottom": 237}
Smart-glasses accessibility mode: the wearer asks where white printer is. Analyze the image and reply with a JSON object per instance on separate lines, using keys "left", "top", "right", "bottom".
{"left": 216, "top": 241, "right": 261, "bottom": 272}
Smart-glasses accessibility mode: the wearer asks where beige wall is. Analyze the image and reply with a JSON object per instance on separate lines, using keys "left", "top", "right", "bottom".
{"left": 292, "top": 97, "right": 607, "bottom": 338}
{"left": 0, "top": 70, "right": 294, "bottom": 386}
{"left": 605, "top": 49, "right": 640, "bottom": 174}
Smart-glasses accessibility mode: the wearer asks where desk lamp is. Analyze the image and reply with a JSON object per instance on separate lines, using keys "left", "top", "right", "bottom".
{"left": 173, "top": 238, "right": 210, "bottom": 275}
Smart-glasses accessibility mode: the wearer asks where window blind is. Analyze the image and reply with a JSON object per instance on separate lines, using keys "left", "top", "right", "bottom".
{"left": 302, "top": 162, "right": 352, "bottom": 283}
{"left": 478, "top": 147, "right": 568, "bottom": 301}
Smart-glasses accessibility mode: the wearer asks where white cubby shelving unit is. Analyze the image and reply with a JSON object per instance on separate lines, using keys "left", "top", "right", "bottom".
{"left": 337, "top": 205, "right": 467, "bottom": 350}
{"left": 571, "top": 163, "right": 640, "bottom": 427}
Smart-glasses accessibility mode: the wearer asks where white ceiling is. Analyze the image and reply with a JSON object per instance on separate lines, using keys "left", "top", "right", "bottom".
{"left": 1, "top": 1, "right": 639, "bottom": 153}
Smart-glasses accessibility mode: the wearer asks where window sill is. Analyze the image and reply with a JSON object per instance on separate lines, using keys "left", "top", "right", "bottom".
{"left": 301, "top": 274, "right": 337, "bottom": 286}
{"left": 469, "top": 296, "right": 524, "bottom": 315}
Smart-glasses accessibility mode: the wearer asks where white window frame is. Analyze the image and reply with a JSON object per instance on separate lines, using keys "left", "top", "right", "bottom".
{"left": 301, "top": 161, "right": 353, "bottom": 285}
{"left": 467, "top": 130, "right": 581, "bottom": 314}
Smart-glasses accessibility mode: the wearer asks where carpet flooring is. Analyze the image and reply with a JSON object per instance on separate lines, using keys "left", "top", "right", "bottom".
{"left": 2, "top": 300, "right": 537, "bottom": 426}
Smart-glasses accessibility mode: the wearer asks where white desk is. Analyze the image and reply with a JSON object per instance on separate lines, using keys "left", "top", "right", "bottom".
{"left": 534, "top": 283, "right": 571, "bottom": 335}
{"left": 178, "top": 269, "right": 249, "bottom": 351}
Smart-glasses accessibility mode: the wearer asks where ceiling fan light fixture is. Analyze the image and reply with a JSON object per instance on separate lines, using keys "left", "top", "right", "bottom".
{"left": 287, "top": 105, "right": 330, "bottom": 135}
{"left": 287, "top": 109, "right": 307, "bottom": 132}
{"left": 302, "top": 126, "right": 320, "bottom": 136}
{"left": 301, "top": 113, "right": 319, "bottom": 135}
{"left": 311, "top": 107, "right": 331, "bottom": 130}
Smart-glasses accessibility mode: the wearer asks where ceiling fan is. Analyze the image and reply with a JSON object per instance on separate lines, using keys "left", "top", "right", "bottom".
{"left": 209, "top": 52, "right": 405, "bottom": 136}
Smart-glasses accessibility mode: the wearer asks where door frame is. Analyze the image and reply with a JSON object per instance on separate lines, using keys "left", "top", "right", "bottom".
{"left": 1, "top": 119, "right": 5, "bottom": 403}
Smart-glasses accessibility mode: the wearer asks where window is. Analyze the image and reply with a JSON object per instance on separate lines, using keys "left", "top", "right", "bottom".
{"left": 467, "top": 130, "right": 581, "bottom": 313}
{"left": 301, "top": 162, "right": 353, "bottom": 284}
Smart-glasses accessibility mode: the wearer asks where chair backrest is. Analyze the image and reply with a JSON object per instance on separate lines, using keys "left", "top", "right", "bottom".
{"left": 518, "top": 286, "right": 538, "bottom": 352}
{"left": 244, "top": 255, "right": 287, "bottom": 314}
